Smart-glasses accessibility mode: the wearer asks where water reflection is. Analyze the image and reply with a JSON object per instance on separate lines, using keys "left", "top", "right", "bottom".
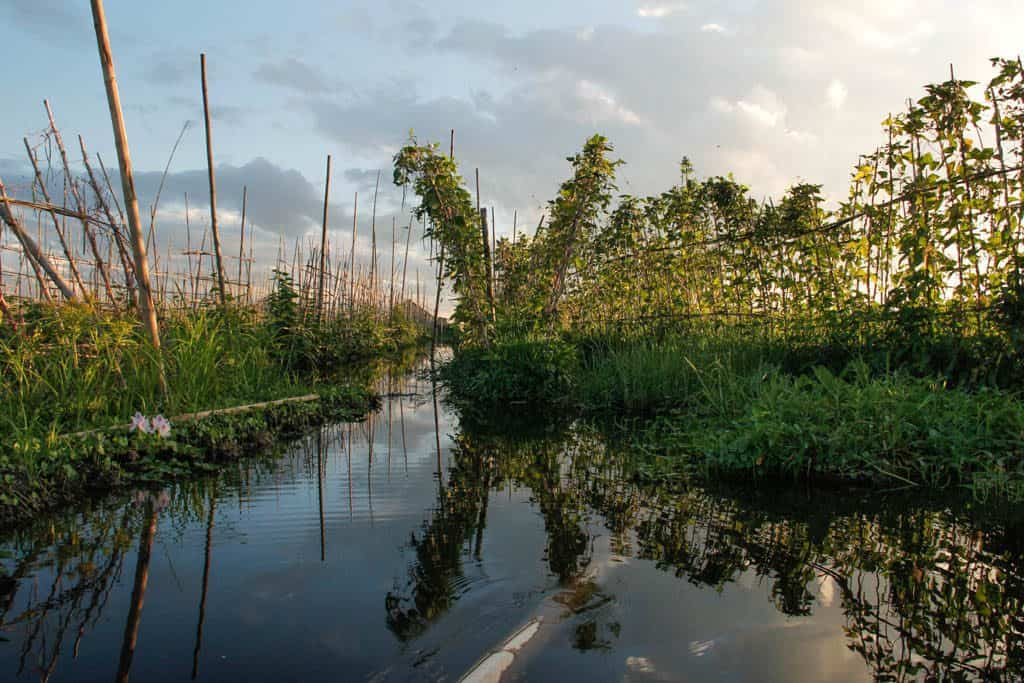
{"left": 1, "top": 366, "right": 1023, "bottom": 681}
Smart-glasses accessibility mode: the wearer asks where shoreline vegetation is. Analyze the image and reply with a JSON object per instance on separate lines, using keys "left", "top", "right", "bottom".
{"left": 0, "top": 280, "right": 429, "bottom": 526}
{"left": 407, "top": 57, "right": 1024, "bottom": 502}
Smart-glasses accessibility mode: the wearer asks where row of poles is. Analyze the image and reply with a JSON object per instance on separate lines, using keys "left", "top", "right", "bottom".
{"left": 0, "top": 0, "right": 444, "bottom": 347}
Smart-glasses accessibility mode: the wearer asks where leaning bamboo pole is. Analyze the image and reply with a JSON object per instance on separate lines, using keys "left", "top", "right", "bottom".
{"left": 0, "top": 178, "right": 75, "bottom": 300}
{"left": 79, "top": 135, "right": 137, "bottom": 308}
{"left": 45, "top": 100, "right": 116, "bottom": 304}
{"left": 90, "top": 0, "right": 161, "bottom": 352}
{"left": 200, "top": 53, "right": 227, "bottom": 307}
{"left": 23, "top": 137, "right": 86, "bottom": 294}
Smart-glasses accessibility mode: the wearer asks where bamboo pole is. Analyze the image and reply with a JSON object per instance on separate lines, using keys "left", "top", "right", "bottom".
{"left": 79, "top": 135, "right": 137, "bottom": 308}
{"left": 23, "top": 137, "right": 86, "bottom": 294}
{"left": 476, "top": 168, "right": 495, "bottom": 324}
{"left": 348, "top": 191, "right": 358, "bottom": 313}
{"left": 90, "top": 0, "right": 161, "bottom": 351}
{"left": 237, "top": 185, "right": 247, "bottom": 297}
{"left": 200, "top": 53, "right": 227, "bottom": 307}
{"left": 389, "top": 216, "right": 396, "bottom": 312}
{"left": 45, "top": 100, "right": 116, "bottom": 304}
{"left": 400, "top": 215, "right": 413, "bottom": 304}
{"left": 317, "top": 155, "right": 331, "bottom": 317}
{"left": 369, "top": 170, "right": 380, "bottom": 311}
{"left": 0, "top": 179, "right": 74, "bottom": 300}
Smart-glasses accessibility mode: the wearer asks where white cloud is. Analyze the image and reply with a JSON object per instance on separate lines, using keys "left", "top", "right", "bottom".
{"left": 637, "top": 3, "right": 687, "bottom": 18}
{"left": 700, "top": 23, "right": 726, "bottom": 33}
{"left": 826, "top": 79, "right": 848, "bottom": 109}
{"left": 577, "top": 26, "right": 595, "bottom": 41}
{"left": 576, "top": 79, "right": 643, "bottom": 125}
{"left": 734, "top": 86, "right": 787, "bottom": 128}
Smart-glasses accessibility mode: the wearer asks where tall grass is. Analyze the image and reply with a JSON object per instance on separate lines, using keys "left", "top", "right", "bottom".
{"left": 0, "top": 299, "right": 425, "bottom": 442}
{"left": 440, "top": 331, "right": 1024, "bottom": 500}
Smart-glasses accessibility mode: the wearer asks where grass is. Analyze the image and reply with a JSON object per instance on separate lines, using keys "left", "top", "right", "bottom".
{"left": 439, "top": 331, "right": 1024, "bottom": 501}
{"left": 0, "top": 299, "right": 427, "bottom": 525}
{"left": 0, "top": 300, "right": 423, "bottom": 440}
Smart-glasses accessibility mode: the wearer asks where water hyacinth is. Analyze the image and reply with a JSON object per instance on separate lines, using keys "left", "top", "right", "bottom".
{"left": 151, "top": 415, "right": 171, "bottom": 438}
{"left": 129, "top": 412, "right": 151, "bottom": 434}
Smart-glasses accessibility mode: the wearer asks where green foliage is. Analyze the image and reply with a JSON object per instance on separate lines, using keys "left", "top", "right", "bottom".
{"left": 0, "top": 384, "right": 376, "bottom": 526}
{"left": 439, "top": 335, "right": 577, "bottom": 417}
{"left": 394, "top": 137, "right": 492, "bottom": 344}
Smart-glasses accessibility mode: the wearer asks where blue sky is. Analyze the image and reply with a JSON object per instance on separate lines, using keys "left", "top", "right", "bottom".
{"left": 2, "top": 0, "right": 1022, "bottom": 307}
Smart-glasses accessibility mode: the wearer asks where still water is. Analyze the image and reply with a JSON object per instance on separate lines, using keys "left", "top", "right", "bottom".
{"left": 2, "top": 368, "right": 1023, "bottom": 681}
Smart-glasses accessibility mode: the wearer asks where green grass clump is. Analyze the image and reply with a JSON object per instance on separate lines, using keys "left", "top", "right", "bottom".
{"left": 439, "top": 335, "right": 577, "bottom": 417}
{"left": 441, "top": 332, "right": 1024, "bottom": 501}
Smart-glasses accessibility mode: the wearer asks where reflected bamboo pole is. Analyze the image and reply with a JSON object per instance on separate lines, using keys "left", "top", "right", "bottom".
{"left": 191, "top": 493, "right": 216, "bottom": 680}
{"left": 317, "top": 430, "right": 326, "bottom": 563}
{"left": 116, "top": 501, "right": 158, "bottom": 683}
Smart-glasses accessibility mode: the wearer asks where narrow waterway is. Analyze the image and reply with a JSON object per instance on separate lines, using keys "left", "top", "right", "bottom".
{"left": 2, "top": 366, "right": 1022, "bottom": 681}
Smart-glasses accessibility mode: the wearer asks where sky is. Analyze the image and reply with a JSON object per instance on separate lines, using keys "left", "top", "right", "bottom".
{"left": 2, "top": 0, "right": 1022, "bottom": 310}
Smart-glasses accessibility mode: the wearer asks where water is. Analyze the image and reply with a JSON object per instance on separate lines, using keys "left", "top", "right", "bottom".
{"left": 2, "top": 367, "right": 1023, "bottom": 681}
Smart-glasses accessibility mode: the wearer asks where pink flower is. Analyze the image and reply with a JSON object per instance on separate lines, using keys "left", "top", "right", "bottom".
{"left": 129, "top": 412, "right": 152, "bottom": 434}
{"left": 151, "top": 415, "right": 172, "bottom": 438}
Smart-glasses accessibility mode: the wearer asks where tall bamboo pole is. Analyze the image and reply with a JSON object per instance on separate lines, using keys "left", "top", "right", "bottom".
{"left": 237, "top": 185, "right": 247, "bottom": 296}
{"left": 389, "top": 216, "right": 396, "bottom": 312}
{"left": 369, "top": 170, "right": 380, "bottom": 310}
{"left": 317, "top": 155, "right": 331, "bottom": 317}
{"left": 348, "top": 192, "right": 358, "bottom": 313}
{"left": 90, "top": 0, "right": 160, "bottom": 351}
{"left": 200, "top": 53, "right": 227, "bottom": 307}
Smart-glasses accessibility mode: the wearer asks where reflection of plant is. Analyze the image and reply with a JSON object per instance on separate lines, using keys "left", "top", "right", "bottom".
{"left": 439, "top": 422, "right": 1024, "bottom": 680}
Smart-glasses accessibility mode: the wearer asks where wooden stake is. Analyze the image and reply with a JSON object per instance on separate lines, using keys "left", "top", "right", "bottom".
{"left": 200, "top": 53, "right": 227, "bottom": 307}
{"left": 79, "top": 135, "right": 137, "bottom": 308}
{"left": 0, "top": 178, "right": 74, "bottom": 300}
{"left": 23, "top": 137, "right": 87, "bottom": 294}
{"left": 237, "top": 185, "right": 247, "bottom": 297}
{"left": 349, "top": 191, "right": 358, "bottom": 313}
{"left": 369, "top": 170, "right": 380, "bottom": 310}
{"left": 90, "top": 0, "right": 161, "bottom": 352}
{"left": 317, "top": 155, "right": 331, "bottom": 317}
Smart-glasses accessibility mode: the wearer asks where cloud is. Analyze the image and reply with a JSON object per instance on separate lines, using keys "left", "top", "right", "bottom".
{"left": 826, "top": 79, "right": 848, "bottom": 110}
{"left": 254, "top": 58, "right": 333, "bottom": 94}
{"left": 1, "top": 0, "right": 88, "bottom": 42}
{"left": 700, "top": 23, "right": 726, "bottom": 33}
{"left": 575, "top": 80, "right": 644, "bottom": 126}
{"left": 637, "top": 3, "right": 688, "bottom": 18}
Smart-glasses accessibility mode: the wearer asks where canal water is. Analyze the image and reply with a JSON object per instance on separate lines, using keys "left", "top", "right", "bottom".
{"left": 2, "top": 368, "right": 1022, "bottom": 681}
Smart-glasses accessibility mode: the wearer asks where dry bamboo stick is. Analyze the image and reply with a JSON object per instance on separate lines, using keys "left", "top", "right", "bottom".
{"left": 0, "top": 178, "right": 74, "bottom": 300}
{"left": 79, "top": 135, "right": 137, "bottom": 308}
{"left": 317, "top": 155, "right": 331, "bottom": 316}
{"left": 237, "top": 185, "right": 247, "bottom": 297}
{"left": 200, "top": 53, "right": 227, "bottom": 307}
{"left": 349, "top": 191, "right": 358, "bottom": 312}
{"left": 45, "top": 100, "right": 116, "bottom": 304}
{"left": 90, "top": 0, "right": 161, "bottom": 353}
{"left": 23, "top": 137, "right": 86, "bottom": 294}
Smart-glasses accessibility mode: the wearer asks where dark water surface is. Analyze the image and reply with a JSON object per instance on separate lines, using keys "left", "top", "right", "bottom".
{"left": 2, "top": 368, "right": 1023, "bottom": 681}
